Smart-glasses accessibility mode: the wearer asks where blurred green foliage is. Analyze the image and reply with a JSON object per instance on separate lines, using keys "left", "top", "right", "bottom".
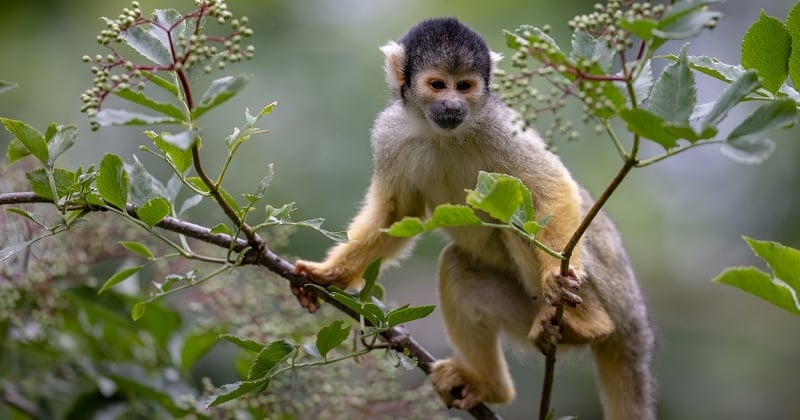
{"left": 1, "top": 1, "right": 800, "bottom": 419}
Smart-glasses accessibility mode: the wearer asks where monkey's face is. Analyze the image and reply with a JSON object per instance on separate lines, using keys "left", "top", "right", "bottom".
{"left": 412, "top": 69, "right": 485, "bottom": 132}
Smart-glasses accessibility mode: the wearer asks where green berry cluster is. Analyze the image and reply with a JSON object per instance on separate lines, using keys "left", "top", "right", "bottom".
{"left": 80, "top": 0, "right": 255, "bottom": 126}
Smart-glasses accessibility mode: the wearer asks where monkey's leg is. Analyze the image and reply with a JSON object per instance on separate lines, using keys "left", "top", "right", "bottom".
{"left": 430, "top": 244, "right": 533, "bottom": 409}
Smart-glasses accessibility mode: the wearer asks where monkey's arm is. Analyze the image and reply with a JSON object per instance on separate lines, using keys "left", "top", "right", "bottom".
{"left": 294, "top": 175, "right": 423, "bottom": 308}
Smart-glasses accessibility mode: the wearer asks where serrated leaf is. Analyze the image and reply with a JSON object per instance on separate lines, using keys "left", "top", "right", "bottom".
{"left": 192, "top": 75, "right": 251, "bottom": 119}
{"left": 114, "top": 88, "right": 185, "bottom": 120}
{"left": 720, "top": 136, "right": 776, "bottom": 164}
{"left": 315, "top": 320, "right": 351, "bottom": 359}
{"left": 570, "top": 29, "right": 614, "bottom": 72}
{"left": 98, "top": 265, "right": 143, "bottom": 295}
{"left": 26, "top": 168, "right": 76, "bottom": 201}
{"left": 702, "top": 71, "right": 761, "bottom": 130}
{"left": 219, "top": 334, "right": 266, "bottom": 353}
{"left": 93, "top": 109, "right": 180, "bottom": 127}
{"left": 385, "top": 217, "right": 426, "bottom": 238}
{"left": 359, "top": 258, "right": 383, "bottom": 302}
{"left": 47, "top": 124, "right": 78, "bottom": 168}
{"left": 205, "top": 380, "right": 266, "bottom": 408}
{"left": 120, "top": 24, "right": 173, "bottom": 66}
{"left": 248, "top": 340, "right": 294, "bottom": 381}
{"left": 128, "top": 155, "right": 168, "bottom": 206}
{"left": 679, "top": 55, "right": 747, "bottom": 84}
{"left": 425, "top": 204, "right": 482, "bottom": 229}
{"left": 1, "top": 118, "right": 48, "bottom": 165}
{"left": 180, "top": 329, "right": 220, "bottom": 372}
{"left": 97, "top": 154, "right": 129, "bottom": 209}
{"left": 649, "top": 45, "right": 696, "bottom": 123}
{"left": 0, "top": 80, "right": 17, "bottom": 95}
{"left": 787, "top": 1, "right": 800, "bottom": 91}
{"left": 120, "top": 241, "right": 155, "bottom": 260}
{"left": 386, "top": 305, "right": 435, "bottom": 327}
{"left": 152, "top": 9, "right": 186, "bottom": 54}
{"left": 741, "top": 10, "right": 791, "bottom": 94}
{"left": 713, "top": 237, "right": 800, "bottom": 316}
{"left": 6, "top": 138, "right": 29, "bottom": 164}
{"left": 466, "top": 172, "right": 525, "bottom": 223}
{"left": 137, "top": 197, "right": 171, "bottom": 226}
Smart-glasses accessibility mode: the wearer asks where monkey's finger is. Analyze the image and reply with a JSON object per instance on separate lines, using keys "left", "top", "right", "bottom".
{"left": 561, "top": 289, "right": 583, "bottom": 307}
{"left": 557, "top": 274, "right": 582, "bottom": 290}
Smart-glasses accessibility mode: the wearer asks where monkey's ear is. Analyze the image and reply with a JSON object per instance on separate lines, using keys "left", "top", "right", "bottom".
{"left": 490, "top": 51, "right": 504, "bottom": 73}
{"left": 380, "top": 41, "right": 406, "bottom": 90}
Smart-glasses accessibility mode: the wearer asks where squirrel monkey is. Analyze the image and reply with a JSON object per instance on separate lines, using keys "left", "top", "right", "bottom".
{"left": 294, "top": 18, "right": 656, "bottom": 419}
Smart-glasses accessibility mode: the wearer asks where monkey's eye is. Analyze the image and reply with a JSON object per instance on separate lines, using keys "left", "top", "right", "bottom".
{"left": 430, "top": 80, "right": 447, "bottom": 90}
{"left": 456, "top": 81, "right": 472, "bottom": 91}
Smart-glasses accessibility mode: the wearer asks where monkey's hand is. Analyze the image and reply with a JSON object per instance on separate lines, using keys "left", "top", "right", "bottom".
{"left": 292, "top": 260, "right": 357, "bottom": 313}
{"left": 430, "top": 358, "right": 514, "bottom": 409}
{"left": 542, "top": 266, "right": 583, "bottom": 308}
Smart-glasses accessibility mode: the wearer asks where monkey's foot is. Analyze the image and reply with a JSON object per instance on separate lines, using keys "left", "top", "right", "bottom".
{"left": 430, "top": 359, "right": 513, "bottom": 409}
{"left": 530, "top": 306, "right": 563, "bottom": 355}
{"left": 542, "top": 266, "right": 583, "bottom": 308}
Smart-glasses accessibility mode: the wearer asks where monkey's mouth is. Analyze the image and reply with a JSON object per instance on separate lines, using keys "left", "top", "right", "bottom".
{"left": 431, "top": 113, "right": 465, "bottom": 130}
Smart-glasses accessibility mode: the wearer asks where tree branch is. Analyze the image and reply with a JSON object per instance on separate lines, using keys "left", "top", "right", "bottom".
{"left": 0, "top": 191, "right": 501, "bottom": 420}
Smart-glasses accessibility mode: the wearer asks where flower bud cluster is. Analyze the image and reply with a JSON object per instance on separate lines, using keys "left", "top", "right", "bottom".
{"left": 80, "top": 0, "right": 255, "bottom": 127}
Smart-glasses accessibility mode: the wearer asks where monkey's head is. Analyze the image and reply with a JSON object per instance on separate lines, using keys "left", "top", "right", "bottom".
{"left": 380, "top": 18, "right": 502, "bottom": 133}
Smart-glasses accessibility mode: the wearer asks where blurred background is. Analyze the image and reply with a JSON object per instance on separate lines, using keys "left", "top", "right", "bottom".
{"left": 1, "top": 0, "right": 799, "bottom": 419}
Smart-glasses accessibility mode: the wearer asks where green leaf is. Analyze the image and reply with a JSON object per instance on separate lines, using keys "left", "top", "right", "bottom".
{"left": 120, "top": 241, "right": 155, "bottom": 260}
{"left": 467, "top": 172, "right": 526, "bottom": 223}
{"left": 425, "top": 204, "right": 483, "bottom": 229}
{"left": 619, "top": 108, "right": 678, "bottom": 149}
{"left": 186, "top": 176, "right": 210, "bottom": 193}
{"left": 315, "top": 320, "right": 351, "bottom": 359}
{"left": 93, "top": 109, "right": 180, "bottom": 127}
{"left": 653, "top": 9, "right": 722, "bottom": 40}
{"left": 119, "top": 24, "right": 173, "bottom": 66}
{"left": 6, "top": 138, "right": 29, "bottom": 164}
{"left": 47, "top": 124, "right": 78, "bottom": 168}
{"left": 289, "top": 218, "right": 348, "bottom": 242}
{"left": 6, "top": 207, "right": 50, "bottom": 229}
{"left": 180, "top": 329, "right": 220, "bottom": 372}
{"left": 311, "top": 286, "right": 365, "bottom": 318}
{"left": 152, "top": 9, "right": 186, "bottom": 54}
{"left": 648, "top": 45, "right": 696, "bottom": 123}
{"left": 1, "top": 118, "right": 48, "bottom": 165}
{"left": 192, "top": 75, "right": 251, "bottom": 119}
{"left": 98, "top": 265, "right": 143, "bottom": 295}
{"left": 0, "top": 233, "right": 55, "bottom": 263}
{"left": 787, "top": 1, "right": 800, "bottom": 91}
{"left": 146, "top": 131, "right": 193, "bottom": 173}
{"left": 114, "top": 88, "right": 185, "bottom": 120}
{"left": 713, "top": 237, "right": 800, "bottom": 316}
{"left": 384, "top": 217, "right": 425, "bottom": 238}
{"left": 97, "top": 154, "right": 129, "bottom": 209}
{"left": 131, "top": 301, "right": 148, "bottom": 320}
{"left": 359, "top": 258, "right": 383, "bottom": 302}
{"left": 219, "top": 334, "right": 266, "bottom": 353}
{"left": 248, "top": 340, "right": 294, "bottom": 381}
{"left": 246, "top": 102, "right": 278, "bottom": 125}
{"left": 386, "top": 305, "right": 436, "bottom": 327}
{"left": 141, "top": 71, "right": 180, "bottom": 97}
{"left": 205, "top": 379, "right": 267, "bottom": 408}
{"left": 210, "top": 223, "right": 233, "bottom": 235}
{"left": 0, "top": 80, "right": 17, "bottom": 95}
{"left": 741, "top": 10, "right": 791, "bottom": 94}
{"left": 162, "top": 130, "right": 199, "bottom": 151}
{"left": 137, "top": 196, "right": 171, "bottom": 226}
{"left": 128, "top": 156, "right": 168, "bottom": 206}
{"left": 728, "top": 99, "right": 797, "bottom": 140}
{"left": 678, "top": 55, "right": 748, "bottom": 84}
{"left": 570, "top": 29, "right": 615, "bottom": 72}
{"left": 701, "top": 71, "right": 761, "bottom": 130}
{"left": 619, "top": 18, "right": 658, "bottom": 40}
{"left": 26, "top": 168, "right": 76, "bottom": 201}
{"left": 361, "top": 303, "right": 387, "bottom": 326}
